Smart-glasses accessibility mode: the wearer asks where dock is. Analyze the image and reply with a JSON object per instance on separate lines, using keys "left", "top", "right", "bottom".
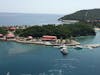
{"left": 84, "top": 44, "right": 100, "bottom": 48}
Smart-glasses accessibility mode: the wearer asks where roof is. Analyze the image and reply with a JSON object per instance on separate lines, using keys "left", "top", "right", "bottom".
{"left": 42, "top": 35, "right": 57, "bottom": 41}
{"left": 42, "top": 38, "right": 57, "bottom": 41}
{"left": 28, "top": 36, "right": 33, "bottom": 39}
{"left": 6, "top": 33, "right": 15, "bottom": 38}
{"left": 9, "top": 27, "right": 16, "bottom": 30}
{"left": 42, "top": 35, "right": 57, "bottom": 38}
{"left": 0, "top": 34, "right": 3, "bottom": 37}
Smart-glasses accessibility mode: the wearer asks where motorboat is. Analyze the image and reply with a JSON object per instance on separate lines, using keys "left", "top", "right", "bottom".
{"left": 59, "top": 44, "right": 66, "bottom": 49}
{"left": 60, "top": 44, "right": 68, "bottom": 55}
{"left": 7, "top": 72, "right": 10, "bottom": 75}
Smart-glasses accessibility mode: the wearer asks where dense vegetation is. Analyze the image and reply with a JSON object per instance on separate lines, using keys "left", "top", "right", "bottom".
{"left": 59, "top": 9, "right": 100, "bottom": 21}
{"left": 15, "top": 22, "right": 95, "bottom": 39}
{"left": 0, "top": 27, "right": 7, "bottom": 35}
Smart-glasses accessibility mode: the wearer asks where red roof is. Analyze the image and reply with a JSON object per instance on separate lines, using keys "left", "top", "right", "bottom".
{"left": 28, "top": 36, "right": 33, "bottom": 39}
{"left": 9, "top": 27, "right": 16, "bottom": 31}
{"left": 6, "top": 33, "right": 15, "bottom": 38}
{"left": 42, "top": 35, "right": 57, "bottom": 38}
{"left": 0, "top": 34, "right": 3, "bottom": 37}
{"left": 42, "top": 35, "right": 57, "bottom": 41}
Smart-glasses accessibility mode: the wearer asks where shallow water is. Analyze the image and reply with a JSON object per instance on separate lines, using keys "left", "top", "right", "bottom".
{"left": 0, "top": 31, "right": 100, "bottom": 75}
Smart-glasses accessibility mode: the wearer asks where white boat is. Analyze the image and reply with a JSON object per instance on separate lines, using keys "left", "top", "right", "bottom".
{"left": 74, "top": 45, "right": 83, "bottom": 49}
{"left": 7, "top": 72, "right": 10, "bottom": 75}
{"left": 60, "top": 44, "right": 68, "bottom": 55}
{"left": 59, "top": 44, "right": 66, "bottom": 49}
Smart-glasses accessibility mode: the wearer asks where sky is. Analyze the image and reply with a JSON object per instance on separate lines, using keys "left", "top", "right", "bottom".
{"left": 0, "top": 0, "right": 100, "bottom": 15}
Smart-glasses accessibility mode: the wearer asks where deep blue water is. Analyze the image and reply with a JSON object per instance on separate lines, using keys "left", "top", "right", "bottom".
{"left": 0, "top": 13, "right": 62, "bottom": 26}
{"left": 0, "top": 31, "right": 100, "bottom": 75}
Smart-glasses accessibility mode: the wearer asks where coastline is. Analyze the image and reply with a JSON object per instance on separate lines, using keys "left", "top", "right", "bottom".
{"left": 0, "top": 38, "right": 80, "bottom": 46}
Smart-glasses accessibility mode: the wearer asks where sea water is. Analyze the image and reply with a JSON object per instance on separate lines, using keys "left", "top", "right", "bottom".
{"left": 0, "top": 31, "right": 100, "bottom": 75}
{"left": 0, "top": 13, "right": 62, "bottom": 26}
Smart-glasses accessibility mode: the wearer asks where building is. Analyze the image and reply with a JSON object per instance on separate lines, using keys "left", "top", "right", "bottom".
{"left": 41, "top": 35, "right": 57, "bottom": 41}
{"left": 9, "top": 27, "right": 16, "bottom": 31}
{"left": 6, "top": 33, "right": 15, "bottom": 39}
{"left": 0, "top": 34, "right": 3, "bottom": 38}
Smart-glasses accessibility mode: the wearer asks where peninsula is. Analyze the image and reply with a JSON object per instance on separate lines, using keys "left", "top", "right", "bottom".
{"left": 0, "top": 22, "right": 95, "bottom": 46}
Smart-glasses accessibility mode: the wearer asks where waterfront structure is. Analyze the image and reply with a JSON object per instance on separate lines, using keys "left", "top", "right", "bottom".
{"left": 28, "top": 36, "right": 33, "bottom": 39}
{"left": 41, "top": 35, "right": 57, "bottom": 41}
{"left": 0, "top": 34, "right": 3, "bottom": 38}
{"left": 26, "top": 36, "right": 33, "bottom": 40}
{"left": 6, "top": 33, "right": 15, "bottom": 39}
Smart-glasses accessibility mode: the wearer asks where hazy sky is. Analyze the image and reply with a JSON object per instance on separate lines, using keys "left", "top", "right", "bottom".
{"left": 0, "top": 0, "right": 100, "bottom": 14}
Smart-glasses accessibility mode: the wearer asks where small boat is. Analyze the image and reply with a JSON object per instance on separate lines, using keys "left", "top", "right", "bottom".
{"left": 59, "top": 44, "right": 66, "bottom": 49}
{"left": 7, "top": 72, "right": 10, "bottom": 75}
{"left": 60, "top": 44, "right": 68, "bottom": 55}
{"left": 74, "top": 45, "right": 83, "bottom": 49}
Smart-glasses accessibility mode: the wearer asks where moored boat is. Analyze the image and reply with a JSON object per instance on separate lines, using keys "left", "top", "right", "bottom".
{"left": 60, "top": 44, "right": 68, "bottom": 55}
{"left": 7, "top": 72, "right": 10, "bottom": 75}
{"left": 74, "top": 45, "right": 83, "bottom": 49}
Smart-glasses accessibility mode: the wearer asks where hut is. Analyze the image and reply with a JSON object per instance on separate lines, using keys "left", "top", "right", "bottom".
{"left": 41, "top": 35, "right": 57, "bottom": 41}
{"left": 6, "top": 33, "right": 15, "bottom": 39}
{"left": 0, "top": 34, "right": 3, "bottom": 38}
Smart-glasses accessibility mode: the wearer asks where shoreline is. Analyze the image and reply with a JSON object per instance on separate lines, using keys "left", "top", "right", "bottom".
{"left": 0, "top": 38, "right": 80, "bottom": 46}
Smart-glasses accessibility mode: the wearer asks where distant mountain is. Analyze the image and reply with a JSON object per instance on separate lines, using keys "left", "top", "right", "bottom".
{"left": 59, "top": 9, "right": 100, "bottom": 21}
{"left": 0, "top": 12, "right": 62, "bottom": 26}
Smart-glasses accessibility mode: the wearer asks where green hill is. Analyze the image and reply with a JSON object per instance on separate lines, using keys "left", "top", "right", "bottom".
{"left": 59, "top": 9, "right": 100, "bottom": 21}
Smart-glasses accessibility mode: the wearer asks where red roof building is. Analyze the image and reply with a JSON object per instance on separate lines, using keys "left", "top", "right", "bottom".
{"left": 0, "top": 34, "right": 3, "bottom": 38}
{"left": 9, "top": 27, "right": 16, "bottom": 31}
{"left": 42, "top": 35, "right": 57, "bottom": 41}
{"left": 6, "top": 33, "right": 15, "bottom": 39}
{"left": 28, "top": 36, "right": 33, "bottom": 39}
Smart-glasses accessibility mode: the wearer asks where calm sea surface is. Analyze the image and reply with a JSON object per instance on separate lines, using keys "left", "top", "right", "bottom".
{"left": 0, "top": 13, "right": 62, "bottom": 26}
{"left": 0, "top": 31, "right": 100, "bottom": 75}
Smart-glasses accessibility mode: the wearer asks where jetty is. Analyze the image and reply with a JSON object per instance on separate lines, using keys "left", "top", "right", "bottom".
{"left": 73, "top": 44, "right": 100, "bottom": 50}
{"left": 84, "top": 44, "right": 100, "bottom": 48}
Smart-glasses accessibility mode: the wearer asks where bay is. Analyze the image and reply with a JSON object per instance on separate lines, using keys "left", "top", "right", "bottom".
{"left": 0, "top": 31, "right": 100, "bottom": 75}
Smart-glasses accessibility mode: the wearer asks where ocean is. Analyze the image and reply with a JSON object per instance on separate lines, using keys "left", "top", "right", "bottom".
{"left": 0, "top": 13, "right": 100, "bottom": 75}
{"left": 0, "top": 13, "right": 63, "bottom": 26}
{"left": 0, "top": 31, "right": 100, "bottom": 75}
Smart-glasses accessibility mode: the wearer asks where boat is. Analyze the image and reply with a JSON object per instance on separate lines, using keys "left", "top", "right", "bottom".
{"left": 74, "top": 45, "right": 83, "bottom": 49}
{"left": 59, "top": 44, "right": 67, "bottom": 49}
{"left": 7, "top": 72, "right": 10, "bottom": 75}
{"left": 60, "top": 44, "right": 68, "bottom": 55}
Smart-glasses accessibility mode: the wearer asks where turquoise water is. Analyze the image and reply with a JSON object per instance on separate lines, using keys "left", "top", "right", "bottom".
{"left": 0, "top": 31, "right": 100, "bottom": 75}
